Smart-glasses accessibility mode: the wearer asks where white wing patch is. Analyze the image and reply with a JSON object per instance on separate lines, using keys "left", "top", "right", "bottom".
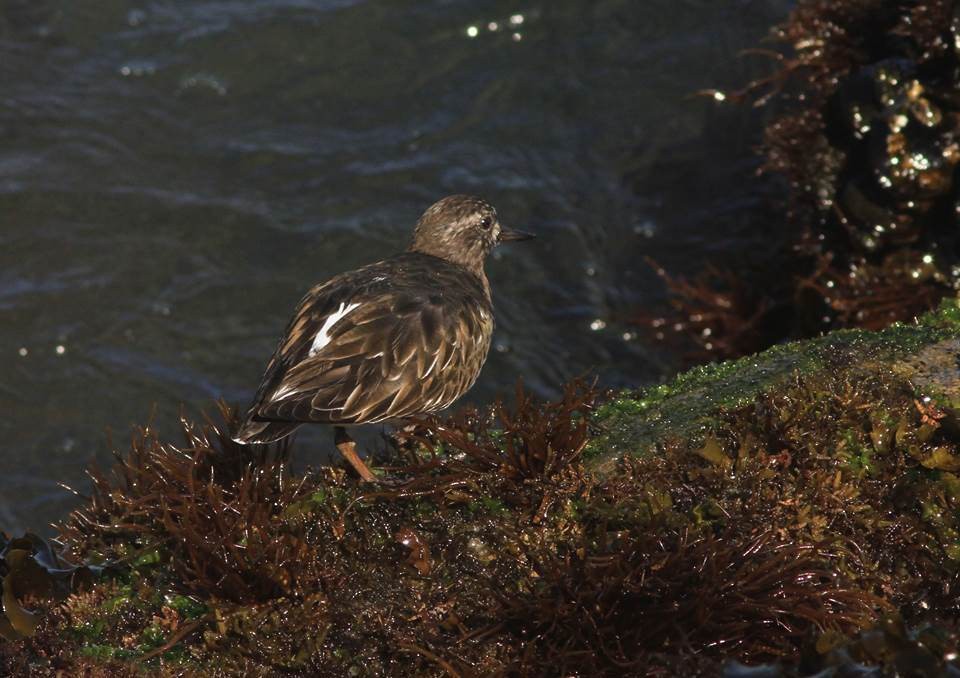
{"left": 271, "top": 383, "right": 299, "bottom": 401}
{"left": 308, "top": 301, "right": 360, "bottom": 357}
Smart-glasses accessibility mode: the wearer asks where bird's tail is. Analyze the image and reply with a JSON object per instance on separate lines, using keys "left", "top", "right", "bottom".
{"left": 232, "top": 418, "right": 301, "bottom": 445}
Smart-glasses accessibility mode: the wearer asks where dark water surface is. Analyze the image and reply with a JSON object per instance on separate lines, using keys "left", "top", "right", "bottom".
{"left": 0, "top": 0, "right": 789, "bottom": 532}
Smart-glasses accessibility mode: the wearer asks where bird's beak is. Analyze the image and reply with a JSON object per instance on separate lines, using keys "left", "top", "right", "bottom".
{"left": 497, "top": 227, "right": 536, "bottom": 243}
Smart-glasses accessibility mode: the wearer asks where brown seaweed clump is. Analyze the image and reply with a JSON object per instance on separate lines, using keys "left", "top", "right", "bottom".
{"left": 1, "top": 322, "right": 960, "bottom": 677}
{"left": 0, "top": 533, "right": 101, "bottom": 642}
{"left": 640, "top": 0, "right": 960, "bottom": 362}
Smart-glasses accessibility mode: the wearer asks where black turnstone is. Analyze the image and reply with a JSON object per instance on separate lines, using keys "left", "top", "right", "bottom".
{"left": 233, "top": 195, "right": 534, "bottom": 481}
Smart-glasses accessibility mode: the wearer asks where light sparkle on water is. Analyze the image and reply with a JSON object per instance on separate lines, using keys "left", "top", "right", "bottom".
{"left": 467, "top": 12, "right": 527, "bottom": 40}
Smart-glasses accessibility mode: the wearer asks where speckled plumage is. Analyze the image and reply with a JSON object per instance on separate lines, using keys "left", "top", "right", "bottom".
{"left": 233, "top": 195, "right": 532, "bottom": 447}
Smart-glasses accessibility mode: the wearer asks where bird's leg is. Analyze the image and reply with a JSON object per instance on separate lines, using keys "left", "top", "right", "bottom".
{"left": 334, "top": 426, "right": 377, "bottom": 483}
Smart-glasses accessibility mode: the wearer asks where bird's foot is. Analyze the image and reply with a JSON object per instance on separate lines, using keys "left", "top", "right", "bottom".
{"left": 336, "top": 438, "right": 378, "bottom": 483}
{"left": 334, "top": 427, "right": 378, "bottom": 483}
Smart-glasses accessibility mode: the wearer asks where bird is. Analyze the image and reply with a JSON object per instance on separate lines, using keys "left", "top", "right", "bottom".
{"left": 232, "top": 195, "right": 534, "bottom": 481}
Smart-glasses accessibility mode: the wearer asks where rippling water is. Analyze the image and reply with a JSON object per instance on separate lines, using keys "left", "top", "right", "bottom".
{"left": 0, "top": 0, "right": 790, "bottom": 532}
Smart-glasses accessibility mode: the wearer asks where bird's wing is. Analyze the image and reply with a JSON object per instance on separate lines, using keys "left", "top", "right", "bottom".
{"left": 248, "top": 268, "right": 492, "bottom": 425}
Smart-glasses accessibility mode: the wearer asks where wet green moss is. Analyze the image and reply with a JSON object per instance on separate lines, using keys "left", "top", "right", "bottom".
{"left": 591, "top": 299, "right": 960, "bottom": 467}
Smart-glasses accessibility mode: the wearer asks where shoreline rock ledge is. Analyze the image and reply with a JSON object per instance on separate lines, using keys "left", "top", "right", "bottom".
{"left": 4, "top": 301, "right": 960, "bottom": 676}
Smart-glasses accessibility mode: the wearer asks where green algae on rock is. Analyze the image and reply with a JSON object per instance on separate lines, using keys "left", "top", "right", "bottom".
{"left": 593, "top": 299, "right": 960, "bottom": 465}
{"left": 5, "top": 304, "right": 960, "bottom": 675}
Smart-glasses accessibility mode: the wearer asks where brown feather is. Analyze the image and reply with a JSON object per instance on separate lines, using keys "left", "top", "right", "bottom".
{"left": 236, "top": 231, "right": 496, "bottom": 435}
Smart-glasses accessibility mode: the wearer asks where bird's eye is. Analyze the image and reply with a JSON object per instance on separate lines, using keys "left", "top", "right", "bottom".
{"left": 480, "top": 216, "right": 493, "bottom": 230}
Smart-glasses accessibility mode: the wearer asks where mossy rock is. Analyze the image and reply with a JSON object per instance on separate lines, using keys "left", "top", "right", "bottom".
{"left": 5, "top": 304, "right": 960, "bottom": 676}
{"left": 589, "top": 298, "right": 960, "bottom": 469}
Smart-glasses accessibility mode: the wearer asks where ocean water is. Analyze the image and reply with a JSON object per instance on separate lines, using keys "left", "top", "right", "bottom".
{"left": 0, "top": 0, "right": 790, "bottom": 532}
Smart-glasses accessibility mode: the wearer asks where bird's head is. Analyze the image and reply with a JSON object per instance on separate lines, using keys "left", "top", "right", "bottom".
{"left": 410, "top": 195, "right": 534, "bottom": 274}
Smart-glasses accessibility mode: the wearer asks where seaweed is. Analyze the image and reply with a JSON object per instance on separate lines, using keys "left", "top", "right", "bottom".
{"left": 500, "top": 528, "right": 879, "bottom": 676}
{"left": 62, "top": 402, "right": 298, "bottom": 604}
{"left": 4, "top": 322, "right": 960, "bottom": 674}
{"left": 639, "top": 0, "right": 960, "bottom": 363}
{"left": 398, "top": 378, "right": 597, "bottom": 479}
{"left": 0, "top": 532, "right": 102, "bottom": 641}
{"left": 635, "top": 258, "right": 786, "bottom": 362}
